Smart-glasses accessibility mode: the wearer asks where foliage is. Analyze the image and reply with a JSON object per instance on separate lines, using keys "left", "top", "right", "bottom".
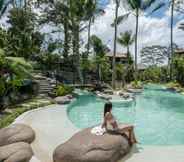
{"left": 166, "top": 81, "right": 182, "bottom": 89}
{"left": 173, "top": 56, "right": 184, "bottom": 86}
{"left": 0, "top": 49, "right": 33, "bottom": 109}
{"left": 138, "top": 66, "right": 168, "bottom": 83}
{"left": 5, "top": 8, "right": 43, "bottom": 60}
{"left": 117, "top": 31, "right": 134, "bottom": 51}
{"left": 89, "top": 35, "right": 111, "bottom": 82}
{"left": 115, "top": 63, "right": 124, "bottom": 80}
{"left": 124, "top": 0, "right": 164, "bottom": 72}
{"left": 140, "top": 45, "right": 168, "bottom": 67}
{"left": 130, "top": 80, "right": 142, "bottom": 89}
{"left": 0, "top": 27, "right": 7, "bottom": 48}
{"left": 36, "top": 52, "right": 62, "bottom": 71}
{"left": 90, "top": 35, "right": 107, "bottom": 57}
{"left": 55, "top": 84, "right": 74, "bottom": 96}
{"left": 0, "top": 98, "right": 54, "bottom": 128}
{"left": 117, "top": 30, "right": 134, "bottom": 63}
{"left": 92, "top": 55, "right": 111, "bottom": 82}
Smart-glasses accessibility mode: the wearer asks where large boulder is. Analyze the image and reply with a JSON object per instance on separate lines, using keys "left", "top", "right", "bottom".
{"left": 0, "top": 142, "right": 33, "bottom": 162}
{"left": 53, "top": 127, "right": 130, "bottom": 162}
{"left": 0, "top": 124, "right": 35, "bottom": 146}
{"left": 54, "top": 96, "right": 71, "bottom": 104}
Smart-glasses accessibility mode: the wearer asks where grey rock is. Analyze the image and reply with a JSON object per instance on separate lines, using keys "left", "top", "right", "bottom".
{"left": 0, "top": 124, "right": 35, "bottom": 146}
{"left": 55, "top": 96, "right": 71, "bottom": 104}
{"left": 0, "top": 142, "right": 33, "bottom": 162}
{"left": 53, "top": 127, "right": 130, "bottom": 162}
{"left": 103, "top": 89, "right": 114, "bottom": 95}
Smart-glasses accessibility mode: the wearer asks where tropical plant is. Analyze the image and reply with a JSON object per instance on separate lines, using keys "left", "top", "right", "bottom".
{"left": 124, "top": 0, "right": 164, "bottom": 74}
{"left": 40, "top": 0, "right": 71, "bottom": 59}
{"left": 173, "top": 56, "right": 184, "bottom": 86}
{"left": 111, "top": 0, "right": 130, "bottom": 89}
{"left": 117, "top": 30, "right": 135, "bottom": 62}
{"left": 5, "top": 7, "right": 43, "bottom": 60}
{"left": 112, "top": 0, "right": 120, "bottom": 89}
{"left": 55, "top": 84, "right": 74, "bottom": 96}
{"left": 139, "top": 66, "right": 168, "bottom": 83}
{"left": 90, "top": 35, "right": 110, "bottom": 82}
{"left": 0, "top": 27, "right": 7, "bottom": 49}
{"left": 0, "top": 49, "right": 33, "bottom": 109}
{"left": 84, "top": 0, "right": 97, "bottom": 56}
{"left": 130, "top": 80, "right": 142, "bottom": 89}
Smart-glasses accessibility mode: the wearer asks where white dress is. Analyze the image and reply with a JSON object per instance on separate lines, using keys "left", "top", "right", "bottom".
{"left": 91, "top": 125, "right": 106, "bottom": 136}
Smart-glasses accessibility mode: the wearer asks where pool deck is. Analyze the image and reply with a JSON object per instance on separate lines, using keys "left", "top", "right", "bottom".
{"left": 13, "top": 104, "right": 184, "bottom": 162}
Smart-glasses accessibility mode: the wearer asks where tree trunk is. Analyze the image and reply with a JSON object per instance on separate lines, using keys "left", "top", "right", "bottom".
{"left": 127, "top": 45, "right": 130, "bottom": 64}
{"left": 112, "top": 0, "right": 119, "bottom": 89}
{"left": 87, "top": 18, "right": 92, "bottom": 56}
{"left": 170, "top": 0, "right": 175, "bottom": 80}
{"left": 63, "top": 19, "right": 70, "bottom": 59}
{"left": 135, "top": 8, "right": 139, "bottom": 78}
{"left": 72, "top": 22, "right": 84, "bottom": 84}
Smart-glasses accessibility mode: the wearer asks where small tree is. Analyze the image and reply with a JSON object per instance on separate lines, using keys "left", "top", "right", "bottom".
{"left": 117, "top": 30, "right": 134, "bottom": 63}
{"left": 90, "top": 35, "right": 110, "bottom": 82}
{"left": 5, "top": 8, "right": 43, "bottom": 60}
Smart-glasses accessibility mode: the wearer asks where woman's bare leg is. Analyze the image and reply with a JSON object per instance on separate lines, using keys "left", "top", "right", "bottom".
{"left": 118, "top": 126, "right": 137, "bottom": 144}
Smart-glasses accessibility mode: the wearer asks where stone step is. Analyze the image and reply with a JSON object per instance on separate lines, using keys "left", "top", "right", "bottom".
{"left": 39, "top": 90, "right": 51, "bottom": 93}
{"left": 39, "top": 88, "right": 53, "bottom": 91}
{"left": 39, "top": 85, "right": 52, "bottom": 88}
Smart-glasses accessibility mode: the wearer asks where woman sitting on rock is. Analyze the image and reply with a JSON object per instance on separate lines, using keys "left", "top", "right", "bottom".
{"left": 102, "top": 102, "right": 137, "bottom": 145}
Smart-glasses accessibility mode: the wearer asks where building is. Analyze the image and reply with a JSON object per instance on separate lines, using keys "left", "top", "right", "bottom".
{"left": 175, "top": 49, "right": 184, "bottom": 57}
{"left": 106, "top": 52, "right": 128, "bottom": 64}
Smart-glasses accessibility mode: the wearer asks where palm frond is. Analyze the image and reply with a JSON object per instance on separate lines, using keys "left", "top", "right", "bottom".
{"left": 111, "top": 12, "right": 130, "bottom": 27}
{"left": 141, "top": 0, "right": 157, "bottom": 10}
{"left": 150, "top": 2, "right": 166, "bottom": 14}
{"left": 0, "top": 0, "right": 12, "bottom": 18}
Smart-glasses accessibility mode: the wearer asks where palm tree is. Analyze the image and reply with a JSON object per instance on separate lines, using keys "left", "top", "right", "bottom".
{"left": 84, "top": 0, "right": 97, "bottom": 57}
{"left": 125, "top": 0, "right": 163, "bottom": 75}
{"left": 112, "top": 0, "right": 120, "bottom": 89}
{"left": 170, "top": 0, "right": 175, "bottom": 80}
{"left": 117, "top": 30, "right": 134, "bottom": 63}
{"left": 111, "top": 0, "right": 130, "bottom": 89}
{"left": 90, "top": 35, "right": 108, "bottom": 82}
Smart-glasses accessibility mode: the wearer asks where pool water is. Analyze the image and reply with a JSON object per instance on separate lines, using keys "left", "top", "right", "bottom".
{"left": 68, "top": 84, "right": 184, "bottom": 145}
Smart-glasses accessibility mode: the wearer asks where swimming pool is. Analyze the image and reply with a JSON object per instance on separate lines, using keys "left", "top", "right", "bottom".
{"left": 67, "top": 84, "right": 184, "bottom": 145}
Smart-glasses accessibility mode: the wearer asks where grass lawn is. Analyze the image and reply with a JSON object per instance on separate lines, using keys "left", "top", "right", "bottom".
{"left": 0, "top": 97, "right": 55, "bottom": 128}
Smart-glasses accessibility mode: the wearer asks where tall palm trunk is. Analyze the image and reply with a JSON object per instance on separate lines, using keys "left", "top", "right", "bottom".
{"left": 87, "top": 18, "right": 92, "bottom": 56}
{"left": 170, "top": 0, "right": 175, "bottom": 80}
{"left": 63, "top": 19, "right": 70, "bottom": 59}
{"left": 72, "top": 22, "right": 84, "bottom": 84}
{"left": 135, "top": 8, "right": 139, "bottom": 77}
{"left": 112, "top": 0, "right": 119, "bottom": 89}
{"left": 127, "top": 45, "right": 130, "bottom": 63}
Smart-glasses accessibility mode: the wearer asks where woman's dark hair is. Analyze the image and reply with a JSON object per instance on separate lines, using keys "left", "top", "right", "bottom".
{"left": 104, "top": 102, "right": 112, "bottom": 117}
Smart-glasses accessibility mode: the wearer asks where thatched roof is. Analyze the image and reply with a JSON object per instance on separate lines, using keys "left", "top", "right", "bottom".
{"left": 175, "top": 49, "right": 184, "bottom": 55}
{"left": 106, "top": 52, "right": 127, "bottom": 58}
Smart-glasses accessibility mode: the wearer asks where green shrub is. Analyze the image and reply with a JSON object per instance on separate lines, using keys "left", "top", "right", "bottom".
{"left": 138, "top": 66, "right": 168, "bottom": 83}
{"left": 55, "top": 84, "right": 74, "bottom": 96}
{"left": 166, "top": 81, "right": 181, "bottom": 88}
{"left": 130, "top": 80, "right": 143, "bottom": 89}
{"left": 173, "top": 57, "right": 184, "bottom": 86}
{"left": 0, "top": 107, "right": 27, "bottom": 128}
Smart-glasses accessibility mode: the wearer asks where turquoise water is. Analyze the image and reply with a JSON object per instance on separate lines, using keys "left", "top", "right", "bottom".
{"left": 68, "top": 84, "right": 184, "bottom": 145}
